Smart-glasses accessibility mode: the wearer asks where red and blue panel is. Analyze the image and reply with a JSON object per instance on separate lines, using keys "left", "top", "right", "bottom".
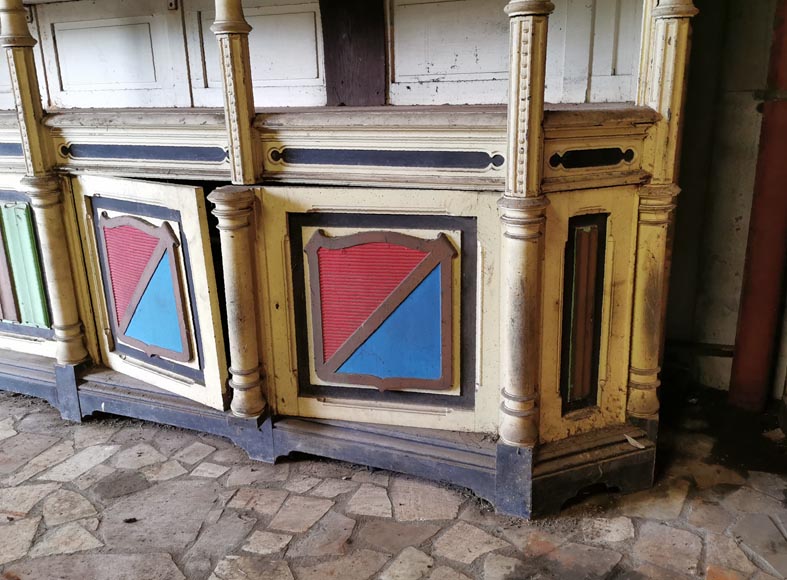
{"left": 305, "top": 230, "right": 456, "bottom": 391}
{"left": 99, "top": 215, "right": 191, "bottom": 363}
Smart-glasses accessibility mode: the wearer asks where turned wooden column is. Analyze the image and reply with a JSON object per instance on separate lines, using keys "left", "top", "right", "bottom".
{"left": 498, "top": 0, "right": 554, "bottom": 448}
{"left": 0, "top": 0, "right": 87, "bottom": 365}
{"left": 212, "top": 0, "right": 261, "bottom": 185}
{"left": 209, "top": 186, "right": 265, "bottom": 417}
{"left": 628, "top": 0, "right": 698, "bottom": 423}
{"left": 210, "top": 1, "right": 266, "bottom": 417}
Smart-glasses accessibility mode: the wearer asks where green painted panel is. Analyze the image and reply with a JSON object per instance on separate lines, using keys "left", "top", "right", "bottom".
{"left": 0, "top": 202, "right": 50, "bottom": 328}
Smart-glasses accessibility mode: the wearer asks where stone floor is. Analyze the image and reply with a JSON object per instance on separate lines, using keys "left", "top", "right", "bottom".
{"left": 0, "top": 388, "right": 784, "bottom": 580}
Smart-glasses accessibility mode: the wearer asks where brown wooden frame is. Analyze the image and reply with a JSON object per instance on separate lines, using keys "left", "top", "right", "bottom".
{"left": 97, "top": 214, "right": 192, "bottom": 363}
{"left": 0, "top": 227, "right": 18, "bottom": 322}
{"left": 304, "top": 229, "right": 457, "bottom": 391}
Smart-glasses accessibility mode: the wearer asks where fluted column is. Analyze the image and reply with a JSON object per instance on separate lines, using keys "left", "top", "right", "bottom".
{"left": 212, "top": 0, "right": 261, "bottom": 185}
{"left": 0, "top": 0, "right": 87, "bottom": 365}
{"left": 628, "top": 0, "right": 698, "bottom": 422}
{"left": 498, "top": 0, "right": 554, "bottom": 448}
{"left": 208, "top": 186, "right": 265, "bottom": 418}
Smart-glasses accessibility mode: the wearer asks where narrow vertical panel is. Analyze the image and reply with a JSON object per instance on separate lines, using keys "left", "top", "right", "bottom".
{"left": 592, "top": 0, "right": 621, "bottom": 77}
{"left": 561, "top": 0, "right": 595, "bottom": 102}
{"left": 0, "top": 222, "right": 18, "bottom": 322}
{"left": 0, "top": 203, "right": 50, "bottom": 328}
{"left": 320, "top": 0, "right": 385, "bottom": 106}
{"left": 560, "top": 213, "right": 607, "bottom": 413}
{"left": 615, "top": 0, "right": 643, "bottom": 79}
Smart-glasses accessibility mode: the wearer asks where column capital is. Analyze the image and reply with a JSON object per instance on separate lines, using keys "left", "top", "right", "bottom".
{"left": 0, "top": 0, "right": 35, "bottom": 48}
{"left": 505, "top": 0, "right": 555, "bottom": 18}
{"left": 208, "top": 186, "right": 255, "bottom": 231}
{"left": 652, "top": 0, "right": 699, "bottom": 19}
{"left": 211, "top": 0, "right": 252, "bottom": 35}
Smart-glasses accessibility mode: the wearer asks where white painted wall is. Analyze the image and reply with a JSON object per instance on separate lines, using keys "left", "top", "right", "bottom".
{"left": 16, "top": 0, "right": 644, "bottom": 109}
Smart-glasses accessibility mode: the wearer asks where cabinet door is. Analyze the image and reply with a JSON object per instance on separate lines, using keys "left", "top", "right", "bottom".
{"left": 73, "top": 175, "right": 227, "bottom": 410}
{"left": 257, "top": 185, "right": 498, "bottom": 432}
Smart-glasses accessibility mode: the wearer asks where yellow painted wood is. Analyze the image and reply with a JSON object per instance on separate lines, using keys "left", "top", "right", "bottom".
{"left": 539, "top": 186, "right": 638, "bottom": 443}
{"left": 256, "top": 185, "right": 501, "bottom": 433}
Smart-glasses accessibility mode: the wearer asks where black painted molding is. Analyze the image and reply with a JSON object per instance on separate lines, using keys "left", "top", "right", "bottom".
{"left": 61, "top": 143, "right": 229, "bottom": 163}
{"left": 270, "top": 148, "right": 505, "bottom": 170}
{"left": 549, "top": 148, "right": 635, "bottom": 169}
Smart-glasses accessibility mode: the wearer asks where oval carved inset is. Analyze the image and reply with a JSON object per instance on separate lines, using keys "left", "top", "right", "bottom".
{"left": 549, "top": 148, "right": 636, "bottom": 170}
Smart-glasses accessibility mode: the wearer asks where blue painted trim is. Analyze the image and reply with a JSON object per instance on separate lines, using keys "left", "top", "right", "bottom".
{"left": 64, "top": 143, "right": 228, "bottom": 163}
{"left": 0, "top": 143, "right": 23, "bottom": 157}
{"left": 271, "top": 148, "right": 505, "bottom": 169}
{"left": 0, "top": 190, "right": 30, "bottom": 203}
{"left": 0, "top": 321, "right": 54, "bottom": 339}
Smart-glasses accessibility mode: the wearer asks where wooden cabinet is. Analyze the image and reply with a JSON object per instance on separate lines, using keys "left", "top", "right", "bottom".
{"left": 0, "top": 0, "right": 698, "bottom": 517}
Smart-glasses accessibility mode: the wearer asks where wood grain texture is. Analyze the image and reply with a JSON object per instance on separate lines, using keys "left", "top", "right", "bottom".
{"left": 560, "top": 215, "right": 607, "bottom": 413}
{"left": 320, "top": 0, "right": 385, "bottom": 106}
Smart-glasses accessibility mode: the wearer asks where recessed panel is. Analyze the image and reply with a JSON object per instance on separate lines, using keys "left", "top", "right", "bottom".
{"left": 37, "top": 0, "right": 190, "bottom": 108}
{"left": 0, "top": 201, "right": 49, "bottom": 329}
{"left": 288, "top": 212, "right": 477, "bottom": 409}
{"left": 392, "top": 0, "right": 508, "bottom": 82}
{"left": 389, "top": 0, "right": 644, "bottom": 105}
{"left": 188, "top": 0, "right": 326, "bottom": 107}
{"left": 202, "top": 11, "right": 320, "bottom": 85}
{"left": 54, "top": 20, "right": 157, "bottom": 90}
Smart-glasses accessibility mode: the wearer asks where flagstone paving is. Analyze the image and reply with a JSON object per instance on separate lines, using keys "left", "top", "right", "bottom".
{"left": 0, "top": 390, "right": 784, "bottom": 580}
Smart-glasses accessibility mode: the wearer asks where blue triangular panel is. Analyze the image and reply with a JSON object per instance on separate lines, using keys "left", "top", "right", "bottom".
{"left": 125, "top": 254, "right": 184, "bottom": 354}
{"left": 338, "top": 266, "right": 442, "bottom": 380}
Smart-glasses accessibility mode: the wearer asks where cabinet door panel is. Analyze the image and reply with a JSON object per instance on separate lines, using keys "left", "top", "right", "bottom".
{"left": 73, "top": 175, "right": 227, "bottom": 410}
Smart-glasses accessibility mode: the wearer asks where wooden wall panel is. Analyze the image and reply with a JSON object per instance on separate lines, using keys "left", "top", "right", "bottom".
{"left": 321, "top": 0, "right": 386, "bottom": 106}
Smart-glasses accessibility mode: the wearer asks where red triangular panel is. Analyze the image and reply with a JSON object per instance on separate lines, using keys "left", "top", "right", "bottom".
{"left": 103, "top": 225, "right": 161, "bottom": 324}
{"left": 317, "top": 242, "right": 427, "bottom": 361}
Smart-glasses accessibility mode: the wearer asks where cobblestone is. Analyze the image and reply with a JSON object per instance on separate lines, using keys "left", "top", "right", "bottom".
{"left": 0, "top": 391, "right": 783, "bottom": 579}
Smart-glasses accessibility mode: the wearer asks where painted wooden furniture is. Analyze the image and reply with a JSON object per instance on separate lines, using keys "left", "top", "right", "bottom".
{"left": 0, "top": 0, "right": 697, "bottom": 517}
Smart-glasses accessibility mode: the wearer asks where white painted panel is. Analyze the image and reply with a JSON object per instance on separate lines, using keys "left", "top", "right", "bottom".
{"left": 388, "top": 0, "right": 508, "bottom": 105}
{"left": 389, "top": 0, "right": 644, "bottom": 105}
{"left": 544, "top": 0, "right": 595, "bottom": 103}
{"left": 55, "top": 19, "right": 157, "bottom": 89}
{"left": 37, "top": 0, "right": 191, "bottom": 108}
{"left": 187, "top": 0, "right": 326, "bottom": 107}
{"left": 587, "top": 0, "right": 644, "bottom": 102}
{"left": 393, "top": 0, "right": 508, "bottom": 80}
